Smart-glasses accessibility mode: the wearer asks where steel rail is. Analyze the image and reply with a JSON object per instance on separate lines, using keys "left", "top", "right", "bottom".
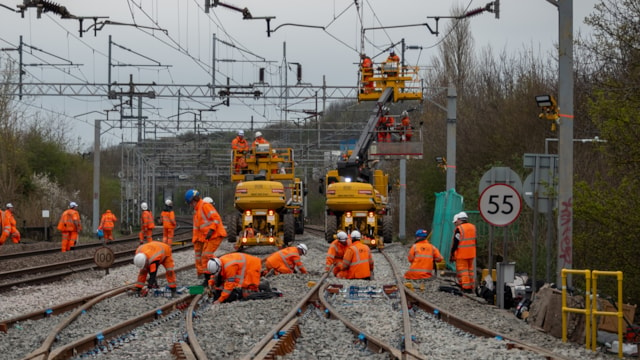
{"left": 404, "top": 287, "right": 572, "bottom": 360}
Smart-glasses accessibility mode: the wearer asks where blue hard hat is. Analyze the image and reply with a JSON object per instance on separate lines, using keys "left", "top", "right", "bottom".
{"left": 415, "top": 229, "right": 428, "bottom": 239}
{"left": 185, "top": 189, "right": 199, "bottom": 204}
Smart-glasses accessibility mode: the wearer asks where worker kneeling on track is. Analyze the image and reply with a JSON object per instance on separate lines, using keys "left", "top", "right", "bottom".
{"left": 133, "top": 241, "right": 177, "bottom": 297}
{"left": 404, "top": 229, "right": 443, "bottom": 280}
{"left": 262, "top": 243, "right": 308, "bottom": 276}
{"left": 325, "top": 231, "right": 351, "bottom": 275}
{"left": 337, "top": 231, "right": 374, "bottom": 280}
{"left": 207, "top": 253, "right": 280, "bottom": 304}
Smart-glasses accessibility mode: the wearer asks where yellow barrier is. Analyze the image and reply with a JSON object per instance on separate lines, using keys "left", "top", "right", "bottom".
{"left": 561, "top": 268, "right": 624, "bottom": 358}
{"left": 561, "top": 269, "right": 592, "bottom": 348}
{"left": 591, "top": 270, "right": 624, "bottom": 358}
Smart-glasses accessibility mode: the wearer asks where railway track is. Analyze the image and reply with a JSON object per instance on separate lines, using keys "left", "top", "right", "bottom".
{"left": 0, "top": 227, "right": 611, "bottom": 359}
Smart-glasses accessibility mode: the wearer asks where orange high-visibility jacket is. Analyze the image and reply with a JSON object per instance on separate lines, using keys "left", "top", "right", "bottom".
{"left": 57, "top": 208, "right": 82, "bottom": 232}
{"left": 213, "top": 253, "right": 261, "bottom": 303}
{"left": 5, "top": 210, "right": 18, "bottom": 236}
{"left": 341, "top": 241, "right": 374, "bottom": 279}
{"left": 161, "top": 210, "right": 176, "bottom": 229}
{"left": 251, "top": 137, "right": 269, "bottom": 151}
{"left": 141, "top": 210, "right": 155, "bottom": 231}
{"left": 135, "top": 241, "right": 176, "bottom": 289}
{"left": 325, "top": 239, "right": 350, "bottom": 271}
{"left": 231, "top": 136, "right": 249, "bottom": 151}
{"left": 404, "top": 239, "right": 443, "bottom": 279}
{"left": 0, "top": 210, "right": 9, "bottom": 245}
{"left": 361, "top": 57, "right": 373, "bottom": 74}
{"left": 192, "top": 200, "right": 226, "bottom": 243}
{"left": 99, "top": 210, "right": 117, "bottom": 230}
{"left": 265, "top": 247, "right": 307, "bottom": 274}
{"left": 452, "top": 222, "right": 477, "bottom": 260}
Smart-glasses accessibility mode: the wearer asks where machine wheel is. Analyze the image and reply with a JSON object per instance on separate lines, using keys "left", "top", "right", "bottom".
{"left": 325, "top": 215, "right": 337, "bottom": 243}
{"left": 227, "top": 214, "right": 238, "bottom": 243}
{"left": 382, "top": 215, "right": 393, "bottom": 243}
{"left": 295, "top": 215, "right": 305, "bottom": 235}
{"left": 283, "top": 214, "right": 296, "bottom": 245}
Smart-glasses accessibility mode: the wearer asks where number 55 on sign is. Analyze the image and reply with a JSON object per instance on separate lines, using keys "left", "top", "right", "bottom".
{"left": 478, "top": 184, "right": 522, "bottom": 227}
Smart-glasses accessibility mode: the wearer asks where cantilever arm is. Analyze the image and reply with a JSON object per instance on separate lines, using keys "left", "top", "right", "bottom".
{"left": 268, "top": 23, "right": 324, "bottom": 37}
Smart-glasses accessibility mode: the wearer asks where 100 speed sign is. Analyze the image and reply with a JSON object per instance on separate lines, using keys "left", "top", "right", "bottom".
{"left": 478, "top": 184, "right": 522, "bottom": 227}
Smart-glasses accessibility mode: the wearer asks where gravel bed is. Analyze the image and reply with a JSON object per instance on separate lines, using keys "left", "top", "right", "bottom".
{"left": 0, "top": 235, "right": 620, "bottom": 359}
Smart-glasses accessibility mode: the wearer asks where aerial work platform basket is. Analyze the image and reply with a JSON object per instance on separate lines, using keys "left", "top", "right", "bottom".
{"left": 358, "top": 64, "right": 423, "bottom": 102}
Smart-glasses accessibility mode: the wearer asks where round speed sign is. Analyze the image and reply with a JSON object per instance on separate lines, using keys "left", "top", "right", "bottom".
{"left": 478, "top": 184, "right": 522, "bottom": 227}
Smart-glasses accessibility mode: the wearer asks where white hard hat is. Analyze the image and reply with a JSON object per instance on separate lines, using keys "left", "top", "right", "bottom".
{"left": 351, "top": 230, "right": 361, "bottom": 240}
{"left": 453, "top": 211, "right": 468, "bottom": 223}
{"left": 207, "top": 258, "right": 222, "bottom": 275}
{"left": 133, "top": 253, "right": 147, "bottom": 269}
{"left": 165, "top": 199, "right": 173, "bottom": 207}
{"left": 69, "top": 202, "right": 78, "bottom": 208}
{"left": 255, "top": 131, "right": 263, "bottom": 137}
{"left": 336, "top": 231, "right": 348, "bottom": 242}
{"left": 297, "top": 243, "right": 308, "bottom": 256}
{"left": 5, "top": 203, "right": 13, "bottom": 208}
{"left": 238, "top": 130, "right": 244, "bottom": 136}
{"left": 141, "top": 202, "right": 148, "bottom": 211}
{"left": 203, "top": 197, "right": 214, "bottom": 204}
{"left": 402, "top": 110, "right": 408, "bottom": 117}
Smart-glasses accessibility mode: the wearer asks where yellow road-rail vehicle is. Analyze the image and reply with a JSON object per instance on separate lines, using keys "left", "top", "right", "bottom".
{"left": 227, "top": 143, "right": 306, "bottom": 250}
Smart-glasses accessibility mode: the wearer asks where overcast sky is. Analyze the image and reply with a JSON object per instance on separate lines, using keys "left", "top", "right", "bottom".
{"left": 0, "top": 0, "right": 599, "bottom": 147}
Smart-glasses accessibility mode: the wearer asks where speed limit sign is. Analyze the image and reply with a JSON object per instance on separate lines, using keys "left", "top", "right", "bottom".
{"left": 479, "top": 184, "right": 522, "bottom": 227}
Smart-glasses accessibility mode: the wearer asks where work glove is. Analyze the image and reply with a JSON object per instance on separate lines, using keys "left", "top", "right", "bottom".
{"left": 370, "top": 271, "right": 375, "bottom": 280}
{"left": 206, "top": 229, "right": 214, "bottom": 241}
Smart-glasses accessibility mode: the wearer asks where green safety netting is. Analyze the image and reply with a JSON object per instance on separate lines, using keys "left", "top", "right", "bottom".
{"left": 429, "top": 189, "right": 463, "bottom": 271}
{"left": 429, "top": 189, "right": 485, "bottom": 271}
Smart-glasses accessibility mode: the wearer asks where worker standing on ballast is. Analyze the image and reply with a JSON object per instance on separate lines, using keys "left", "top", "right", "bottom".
{"left": 57, "top": 201, "right": 82, "bottom": 252}
{"left": 139, "top": 202, "right": 155, "bottom": 244}
{"left": 404, "top": 229, "right": 443, "bottom": 280}
{"left": 450, "top": 212, "right": 477, "bottom": 293}
{"left": 133, "top": 241, "right": 177, "bottom": 297}
{"left": 161, "top": 200, "right": 176, "bottom": 245}
{"left": 262, "top": 244, "right": 308, "bottom": 276}
{"left": 3, "top": 204, "right": 20, "bottom": 244}
{"left": 186, "top": 189, "right": 227, "bottom": 286}
{"left": 98, "top": 209, "right": 117, "bottom": 243}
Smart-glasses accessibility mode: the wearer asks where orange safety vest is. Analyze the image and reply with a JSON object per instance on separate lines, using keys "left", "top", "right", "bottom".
{"left": 232, "top": 136, "right": 249, "bottom": 151}
{"left": 135, "top": 242, "right": 176, "bottom": 289}
{"left": 215, "top": 253, "right": 262, "bottom": 303}
{"left": 341, "top": 241, "right": 374, "bottom": 279}
{"left": 361, "top": 57, "right": 373, "bottom": 75}
{"left": 251, "top": 137, "right": 269, "bottom": 151}
{"left": 264, "top": 247, "right": 307, "bottom": 274}
{"left": 453, "top": 222, "right": 477, "bottom": 259}
{"left": 404, "top": 239, "right": 443, "bottom": 279}
{"left": 192, "top": 199, "right": 226, "bottom": 243}
{"left": 0, "top": 210, "right": 9, "bottom": 244}
{"left": 58, "top": 209, "right": 82, "bottom": 232}
{"left": 161, "top": 210, "right": 176, "bottom": 229}
{"left": 100, "top": 211, "right": 117, "bottom": 230}
{"left": 325, "top": 239, "right": 350, "bottom": 270}
{"left": 141, "top": 210, "right": 155, "bottom": 231}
